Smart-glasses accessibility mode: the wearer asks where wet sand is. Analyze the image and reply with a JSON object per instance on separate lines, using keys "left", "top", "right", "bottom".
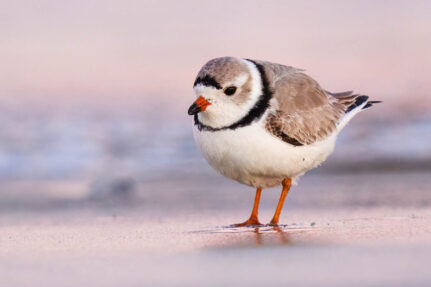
{"left": 1, "top": 172, "right": 431, "bottom": 286}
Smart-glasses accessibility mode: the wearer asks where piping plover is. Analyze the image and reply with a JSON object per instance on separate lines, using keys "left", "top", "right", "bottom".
{"left": 188, "top": 57, "right": 380, "bottom": 226}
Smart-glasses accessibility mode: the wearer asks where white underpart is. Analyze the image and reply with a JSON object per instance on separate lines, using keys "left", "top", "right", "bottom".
{"left": 193, "top": 117, "right": 338, "bottom": 188}
{"left": 194, "top": 59, "right": 262, "bottom": 128}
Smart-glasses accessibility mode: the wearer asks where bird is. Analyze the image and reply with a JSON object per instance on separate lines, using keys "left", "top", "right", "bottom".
{"left": 187, "top": 57, "right": 380, "bottom": 227}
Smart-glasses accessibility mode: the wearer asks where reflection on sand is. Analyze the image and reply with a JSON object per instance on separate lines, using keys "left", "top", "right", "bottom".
{"left": 191, "top": 223, "right": 319, "bottom": 247}
{"left": 251, "top": 226, "right": 290, "bottom": 245}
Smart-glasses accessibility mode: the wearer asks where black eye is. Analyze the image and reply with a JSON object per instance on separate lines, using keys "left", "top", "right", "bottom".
{"left": 224, "top": 86, "right": 237, "bottom": 96}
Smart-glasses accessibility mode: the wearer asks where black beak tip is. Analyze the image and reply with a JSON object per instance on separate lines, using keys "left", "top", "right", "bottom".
{"left": 188, "top": 103, "right": 201, "bottom": 115}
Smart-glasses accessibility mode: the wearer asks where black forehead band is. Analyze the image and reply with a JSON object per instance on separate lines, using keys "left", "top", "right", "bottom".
{"left": 193, "top": 75, "right": 222, "bottom": 90}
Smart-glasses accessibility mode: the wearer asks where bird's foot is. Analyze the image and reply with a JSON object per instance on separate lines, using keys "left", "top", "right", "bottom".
{"left": 232, "top": 217, "right": 262, "bottom": 227}
{"left": 268, "top": 218, "right": 279, "bottom": 227}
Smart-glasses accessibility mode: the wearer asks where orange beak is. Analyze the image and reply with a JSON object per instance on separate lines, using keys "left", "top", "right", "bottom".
{"left": 188, "top": 96, "right": 211, "bottom": 115}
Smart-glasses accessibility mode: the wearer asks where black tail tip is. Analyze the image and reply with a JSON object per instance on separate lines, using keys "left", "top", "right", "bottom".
{"left": 346, "top": 95, "right": 369, "bottom": 113}
{"left": 363, "top": 100, "right": 382, "bottom": 110}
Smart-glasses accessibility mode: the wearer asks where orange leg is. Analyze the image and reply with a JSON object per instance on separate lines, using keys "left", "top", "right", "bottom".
{"left": 269, "top": 178, "right": 292, "bottom": 226}
{"left": 233, "top": 188, "right": 262, "bottom": 227}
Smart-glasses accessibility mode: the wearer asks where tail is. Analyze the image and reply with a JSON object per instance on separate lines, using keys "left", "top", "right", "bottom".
{"left": 326, "top": 90, "right": 382, "bottom": 131}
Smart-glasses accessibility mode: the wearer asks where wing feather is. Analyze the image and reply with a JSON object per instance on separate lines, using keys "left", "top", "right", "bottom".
{"left": 252, "top": 60, "right": 346, "bottom": 145}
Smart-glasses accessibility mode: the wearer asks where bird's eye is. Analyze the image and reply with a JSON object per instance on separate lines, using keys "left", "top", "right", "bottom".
{"left": 224, "top": 86, "right": 237, "bottom": 96}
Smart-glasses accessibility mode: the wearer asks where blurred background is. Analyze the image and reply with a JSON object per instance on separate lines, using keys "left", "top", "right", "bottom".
{"left": 0, "top": 0, "right": 430, "bottom": 208}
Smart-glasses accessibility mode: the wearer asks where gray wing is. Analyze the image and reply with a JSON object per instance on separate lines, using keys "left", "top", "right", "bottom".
{"left": 253, "top": 60, "right": 354, "bottom": 145}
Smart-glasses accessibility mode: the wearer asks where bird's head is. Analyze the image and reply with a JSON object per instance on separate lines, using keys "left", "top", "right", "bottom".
{"left": 188, "top": 57, "right": 262, "bottom": 129}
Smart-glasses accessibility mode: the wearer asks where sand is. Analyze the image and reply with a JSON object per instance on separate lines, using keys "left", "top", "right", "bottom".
{"left": 1, "top": 172, "right": 431, "bottom": 286}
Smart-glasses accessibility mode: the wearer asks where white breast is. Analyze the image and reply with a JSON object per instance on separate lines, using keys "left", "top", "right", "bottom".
{"left": 193, "top": 117, "right": 338, "bottom": 188}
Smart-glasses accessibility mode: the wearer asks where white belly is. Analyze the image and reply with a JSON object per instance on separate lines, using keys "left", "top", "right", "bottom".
{"left": 193, "top": 120, "right": 337, "bottom": 188}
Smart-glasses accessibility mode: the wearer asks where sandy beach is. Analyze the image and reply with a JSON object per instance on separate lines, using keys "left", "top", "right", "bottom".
{"left": 1, "top": 171, "right": 430, "bottom": 286}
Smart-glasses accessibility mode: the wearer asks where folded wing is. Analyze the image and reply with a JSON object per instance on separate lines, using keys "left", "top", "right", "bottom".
{"left": 254, "top": 60, "right": 369, "bottom": 146}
